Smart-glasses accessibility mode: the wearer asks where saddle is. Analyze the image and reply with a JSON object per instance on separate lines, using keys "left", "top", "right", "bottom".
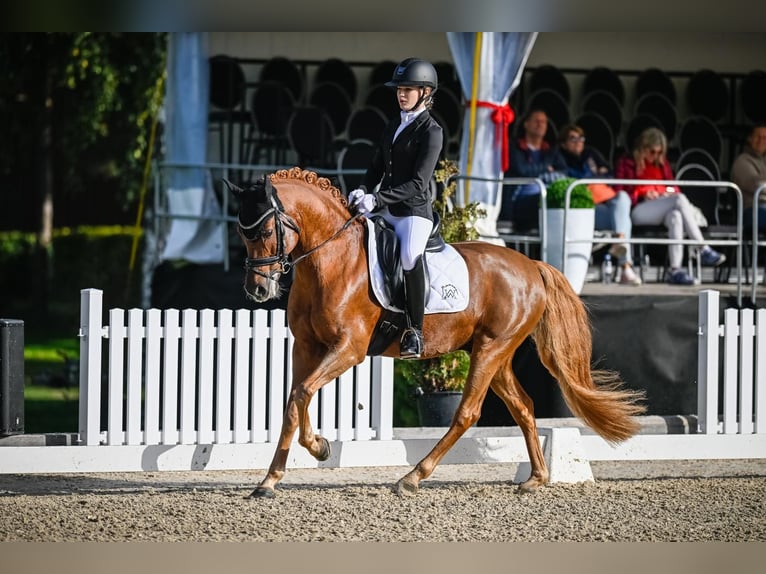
{"left": 370, "top": 211, "right": 446, "bottom": 310}
{"left": 364, "top": 212, "right": 473, "bottom": 356}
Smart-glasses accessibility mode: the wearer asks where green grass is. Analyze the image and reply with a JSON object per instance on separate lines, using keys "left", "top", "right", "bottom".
{"left": 22, "top": 330, "right": 81, "bottom": 434}
{"left": 24, "top": 384, "right": 79, "bottom": 434}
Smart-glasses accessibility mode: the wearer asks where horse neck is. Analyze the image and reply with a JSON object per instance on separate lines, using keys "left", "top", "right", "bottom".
{"left": 284, "top": 187, "right": 362, "bottom": 266}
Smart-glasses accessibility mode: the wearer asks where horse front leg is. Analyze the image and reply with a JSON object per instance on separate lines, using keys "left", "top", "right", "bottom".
{"left": 250, "top": 341, "right": 361, "bottom": 499}
{"left": 250, "top": 396, "right": 300, "bottom": 498}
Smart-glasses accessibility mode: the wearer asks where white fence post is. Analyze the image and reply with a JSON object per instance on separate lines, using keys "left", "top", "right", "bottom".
{"left": 739, "top": 309, "right": 755, "bottom": 434}
{"left": 78, "top": 288, "right": 104, "bottom": 446}
{"left": 757, "top": 310, "right": 766, "bottom": 434}
{"left": 372, "top": 357, "right": 394, "bottom": 441}
{"left": 697, "top": 290, "right": 720, "bottom": 434}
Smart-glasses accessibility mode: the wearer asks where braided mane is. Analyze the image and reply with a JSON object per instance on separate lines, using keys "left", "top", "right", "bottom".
{"left": 271, "top": 167, "right": 349, "bottom": 208}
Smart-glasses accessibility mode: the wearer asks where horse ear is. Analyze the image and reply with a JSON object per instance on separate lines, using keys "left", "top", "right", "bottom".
{"left": 222, "top": 178, "right": 243, "bottom": 196}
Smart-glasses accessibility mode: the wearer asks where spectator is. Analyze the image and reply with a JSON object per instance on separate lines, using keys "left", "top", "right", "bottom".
{"left": 730, "top": 123, "right": 766, "bottom": 232}
{"left": 558, "top": 124, "right": 641, "bottom": 285}
{"left": 505, "top": 109, "right": 568, "bottom": 231}
{"left": 615, "top": 127, "right": 726, "bottom": 286}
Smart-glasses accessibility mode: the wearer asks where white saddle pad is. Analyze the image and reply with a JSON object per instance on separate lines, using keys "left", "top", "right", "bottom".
{"left": 365, "top": 218, "right": 469, "bottom": 314}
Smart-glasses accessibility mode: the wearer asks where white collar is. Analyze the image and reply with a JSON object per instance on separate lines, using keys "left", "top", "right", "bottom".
{"left": 400, "top": 107, "right": 425, "bottom": 125}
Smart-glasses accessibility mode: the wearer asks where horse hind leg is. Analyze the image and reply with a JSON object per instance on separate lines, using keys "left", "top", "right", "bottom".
{"left": 395, "top": 347, "right": 504, "bottom": 497}
{"left": 489, "top": 362, "right": 549, "bottom": 493}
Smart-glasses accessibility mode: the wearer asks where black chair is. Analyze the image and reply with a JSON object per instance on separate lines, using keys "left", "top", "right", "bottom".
{"left": 315, "top": 58, "right": 357, "bottom": 104}
{"left": 336, "top": 139, "right": 375, "bottom": 195}
{"left": 741, "top": 69, "right": 766, "bottom": 123}
{"left": 287, "top": 106, "right": 336, "bottom": 169}
{"left": 364, "top": 83, "right": 399, "bottom": 120}
{"left": 249, "top": 81, "right": 296, "bottom": 165}
{"left": 528, "top": 64, "right": 571, "bottom": 104}
{"left": 581, "top": 90, "right": 623, "bottom": 143}
{"left": 260, "top": 56, "right": 304, "bottom": 103}
{"left": 675, "top": 147, "right": 721, "bottom": 180}
{"left": 686, "top": 69, "right": 729, "bottom": 123}
{"left": 346, "top": 106, "right": 387, "bottom": 144}
{"left": 678, "top": 115, "right": 724, "bottom": 164}
{"left": 208, "top": 55, "right": 251, "bottom": 166}
{"left": 677, "top": 162, "right": 740, "bottom": 282}
{"left": 431, "top": 88, "right": 463, "bottom": 156}
{"left": 525, "top": 88, "right": 570, "bottom": 131}
{"left": 635, "top": 68, "right": 676, "bottom": 105}
{"left": 433, "top": 61, "right": 462, "bottom": 101}
{"left": 635, "top": 92, "right": 678, "bottom": 141}
{"left": 625, "top": 113, "right": 663, "bottom": 153}
{"left": 369, "top": 60, "right": 397, "bottom": 87}
{"left": 575, "top": 111, "right": 615, "bottom": 166}
{"left": 583, "top": 66, "right": 625, "bottom": 105}
{"left": 309, "top": 81, "right": 353, "bottom": 138}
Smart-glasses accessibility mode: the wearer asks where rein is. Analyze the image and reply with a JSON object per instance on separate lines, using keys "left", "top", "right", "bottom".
{"left": 239, "top": 185, "right": 361, "bottom": 279}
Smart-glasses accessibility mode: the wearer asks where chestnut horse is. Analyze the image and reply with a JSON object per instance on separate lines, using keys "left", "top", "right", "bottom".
{"left": 226, "top": 167, "right": 645, "bottom": 498}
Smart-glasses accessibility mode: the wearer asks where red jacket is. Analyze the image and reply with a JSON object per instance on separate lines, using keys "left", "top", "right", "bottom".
{"left": 614, "top": 154, "right": 678, "bottom": 206}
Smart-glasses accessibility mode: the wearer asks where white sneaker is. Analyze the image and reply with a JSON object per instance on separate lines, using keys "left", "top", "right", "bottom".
{"left": 619, "top": 265, "right": 642, "bottom": 286}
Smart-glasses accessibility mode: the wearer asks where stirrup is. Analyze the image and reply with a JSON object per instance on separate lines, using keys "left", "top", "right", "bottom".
{"left": 400, "top": 327, "right": 424, "bottom": 359}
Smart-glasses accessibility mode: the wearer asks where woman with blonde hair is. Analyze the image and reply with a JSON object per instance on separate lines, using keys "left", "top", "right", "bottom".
{"left": 614, "top": 127, "right": 725, "bottom": 285}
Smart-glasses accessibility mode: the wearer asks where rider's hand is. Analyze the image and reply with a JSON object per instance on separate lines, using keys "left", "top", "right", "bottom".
{"left": 354, "top": 193, "right": 377, "bottom": 215}
{"left": 348, "top": 188, "right": 365, "bottom": 206}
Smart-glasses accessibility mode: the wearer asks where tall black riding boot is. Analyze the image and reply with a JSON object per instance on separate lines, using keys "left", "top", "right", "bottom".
{"left": 401, "top": 256, "right": 427, "bottom": 359}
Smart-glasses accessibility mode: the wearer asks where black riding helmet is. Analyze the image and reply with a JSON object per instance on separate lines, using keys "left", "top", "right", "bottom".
{"left": 385, "top": 58, "right": 438, "bottom": 111}
{"left": 385, "top": 58, "right": 439, "bottom": 90}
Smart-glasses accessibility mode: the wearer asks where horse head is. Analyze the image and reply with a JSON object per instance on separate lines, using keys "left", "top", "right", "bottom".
{"left": 223, "top": 176, "right": 300, "bottom": 303}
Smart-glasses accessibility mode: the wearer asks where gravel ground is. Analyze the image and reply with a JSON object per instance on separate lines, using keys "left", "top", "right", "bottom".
{"left": 2, "top": 459, "right": 765, "bottom": 542}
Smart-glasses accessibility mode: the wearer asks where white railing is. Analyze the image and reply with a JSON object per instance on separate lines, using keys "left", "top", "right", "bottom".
{"left": 697, "top": 289, "right": 766, "bottom": 434}
{"left": 77, "top": 288, "right": 394, "bottom": 447}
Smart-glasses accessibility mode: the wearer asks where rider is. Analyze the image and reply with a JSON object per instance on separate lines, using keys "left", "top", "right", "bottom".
{"left": 348, "top": 57, "right": 444, "bottom": 359}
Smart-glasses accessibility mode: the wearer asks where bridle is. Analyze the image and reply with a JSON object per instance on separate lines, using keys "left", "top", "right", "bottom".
{"left": 238, "top": 179, "right": 361, "bottom": 280}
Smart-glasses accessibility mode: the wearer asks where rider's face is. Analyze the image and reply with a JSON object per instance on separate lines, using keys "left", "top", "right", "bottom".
{"left": 397, "top": 86, "right": 425, "bottom": 111}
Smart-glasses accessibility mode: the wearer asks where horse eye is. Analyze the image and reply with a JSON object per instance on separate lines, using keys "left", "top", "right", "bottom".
{"left": 260, "top": 228, "right": 274, "bottom": 240}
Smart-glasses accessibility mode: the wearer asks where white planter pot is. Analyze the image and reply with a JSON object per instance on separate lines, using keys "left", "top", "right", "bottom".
{"left": 543, "top": 208, "right": 595, "bottom": 294}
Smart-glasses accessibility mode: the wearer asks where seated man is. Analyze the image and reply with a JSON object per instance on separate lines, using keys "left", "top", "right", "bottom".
{"left": 504, "top": 109, "right": 568, "bottom": 231}
{"left": 730, "top": 123, "right": 766, "bottom": 232}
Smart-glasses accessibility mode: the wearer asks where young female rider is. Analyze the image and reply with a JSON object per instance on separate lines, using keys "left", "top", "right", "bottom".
{"left": 348, "top": 58, "right": 444, "bottom": 358}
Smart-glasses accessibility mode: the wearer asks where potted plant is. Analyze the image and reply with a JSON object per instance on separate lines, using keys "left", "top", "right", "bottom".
{"left": 393, "top": 159, "right": 485, "bottom": 427}
{"left": 542, "top": 177, "right": 595, "bottom": 294}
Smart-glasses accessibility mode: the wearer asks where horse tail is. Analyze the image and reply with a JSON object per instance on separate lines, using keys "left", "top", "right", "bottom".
{"left": 531, "top": 261, "right": 646, "bottom": 444}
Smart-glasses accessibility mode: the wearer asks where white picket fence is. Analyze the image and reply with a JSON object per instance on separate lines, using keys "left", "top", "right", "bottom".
{"left": 2, "top": 287, "right": 765, "bottom": 476}
{"left": 697, "top": 289, "right": 766, "bottom": 435}
{"left": 77, "top": 288, "right": 394, "bottom": 447}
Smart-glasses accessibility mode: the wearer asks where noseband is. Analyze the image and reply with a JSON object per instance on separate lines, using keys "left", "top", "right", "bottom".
{"left": 238, "top": 179, "right": 360, "bottom": 280}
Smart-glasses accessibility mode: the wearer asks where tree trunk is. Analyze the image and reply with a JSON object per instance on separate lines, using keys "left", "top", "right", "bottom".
{"left": 35, "top": 51, "right": 55, "bottom": 317}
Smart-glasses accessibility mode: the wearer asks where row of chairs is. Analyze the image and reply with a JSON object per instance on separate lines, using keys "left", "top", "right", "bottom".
{"left": 209, "top": 55, "right": 466, "bottom": 169}
{"left": 525, "top": 65, "right": 766, "bottom": 125}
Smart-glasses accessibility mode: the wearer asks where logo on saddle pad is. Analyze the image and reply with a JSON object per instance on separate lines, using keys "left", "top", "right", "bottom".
{"left": 441, "top": 284, "right": 459, "bottom": 300}
{"left": 364, "top": 217, "right": 469, "bottom": 315}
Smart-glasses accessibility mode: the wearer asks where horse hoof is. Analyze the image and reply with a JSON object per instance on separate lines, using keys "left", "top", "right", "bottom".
{"left": 249, "top": 486, "right": 275, "bottom": 499}
{"left": 316, "top": 436, "right": 331, "bottom": 461}
{"left": 517, "top": 480, "right": 544, "bottom": 494}
{"left": 394, "top": 478, "right": 419, "bottom": 497}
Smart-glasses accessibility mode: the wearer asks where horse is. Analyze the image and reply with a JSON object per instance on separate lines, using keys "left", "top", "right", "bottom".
{"left": 225, "top": 167, "right": 645, "bottom": 498}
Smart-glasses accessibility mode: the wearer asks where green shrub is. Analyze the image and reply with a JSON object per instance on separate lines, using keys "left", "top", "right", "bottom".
{"left": 545, "top": 177, "right": 594, "bottom": 209}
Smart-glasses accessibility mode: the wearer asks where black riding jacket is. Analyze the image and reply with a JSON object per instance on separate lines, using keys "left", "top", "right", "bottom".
{"left": 361, "top": 110, "right": 443, "bottom": 221}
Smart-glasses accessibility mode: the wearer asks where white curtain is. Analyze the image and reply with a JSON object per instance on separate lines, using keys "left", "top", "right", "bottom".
{"left": 447, "top": 32, "right": 537, "bottom": 243}
{"left": 160, "top": 32, "right": 225, "bottom": 264}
